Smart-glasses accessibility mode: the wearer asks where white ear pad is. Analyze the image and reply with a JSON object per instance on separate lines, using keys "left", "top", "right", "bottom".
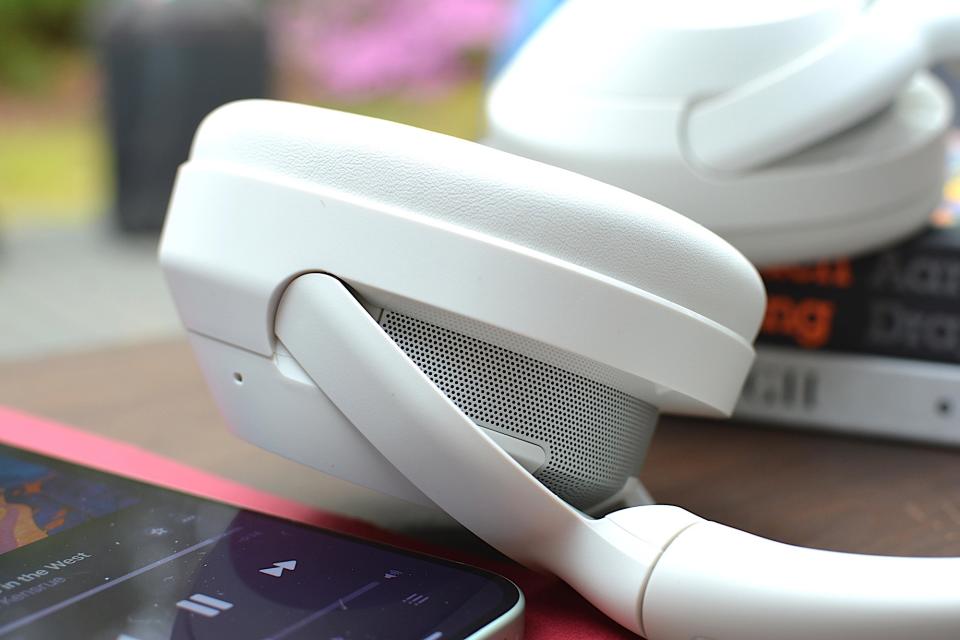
{"left": 486, "top": 0, "right": 953, "bottom": 265}
{"left": 190, "top": 100, "right": 763, "bottom": 338}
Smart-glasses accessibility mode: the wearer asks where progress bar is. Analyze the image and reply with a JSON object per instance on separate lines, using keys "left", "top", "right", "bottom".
{"left": 266, "top": 581, "right": 380, "bottom": 640}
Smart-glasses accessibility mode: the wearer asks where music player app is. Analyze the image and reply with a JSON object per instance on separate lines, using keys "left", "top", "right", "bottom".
{"left": 0, "top": 446, "right": 518, "bottom": 639}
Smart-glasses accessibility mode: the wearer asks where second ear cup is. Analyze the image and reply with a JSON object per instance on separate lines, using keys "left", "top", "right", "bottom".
{"left": 488, "top": 72, "right": 951, "bottom": 266}
{"left": 486, "top": 0, "right": 952, "bottom": 265}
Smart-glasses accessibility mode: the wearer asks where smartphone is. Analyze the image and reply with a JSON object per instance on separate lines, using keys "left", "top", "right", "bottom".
{"left": 0, "top": 441, "right": 523, "bottom": 639}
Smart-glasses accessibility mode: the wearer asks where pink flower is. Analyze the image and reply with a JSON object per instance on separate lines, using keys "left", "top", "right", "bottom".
{"left": 274, "top": 0, "right": 512, "bottom": 100}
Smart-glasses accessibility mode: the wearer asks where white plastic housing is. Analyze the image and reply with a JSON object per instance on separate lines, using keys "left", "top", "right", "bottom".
{"left": 643, "top": 521, "right": 960, "bottom": 640}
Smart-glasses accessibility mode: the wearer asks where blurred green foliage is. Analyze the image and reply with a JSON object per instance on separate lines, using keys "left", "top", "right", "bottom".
{"left": 321, "top": 80, "right": 487, "bottom": 142}
{"left": 0, "top": 118, "right": 107, "bottom": 224}
{"left": 0, "top": 0, "right": 489, "bottom": 224}
{"left": 0, "top": 0, "right": 91, "bottom": 90}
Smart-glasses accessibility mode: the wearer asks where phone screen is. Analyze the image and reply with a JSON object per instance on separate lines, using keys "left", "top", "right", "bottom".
{"left": 0, "top": 443, "right": 520, "bottom": 639}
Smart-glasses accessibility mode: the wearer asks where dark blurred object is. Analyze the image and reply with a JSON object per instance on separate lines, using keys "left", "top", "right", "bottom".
{"left": 93, "top": 0, "right": 270, "bottom": 232}
{"left": 0, "top": 0, "right": 87, "bottom": 90}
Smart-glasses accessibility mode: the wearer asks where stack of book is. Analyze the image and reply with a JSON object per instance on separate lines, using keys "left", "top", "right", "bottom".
{"left": 734, "top": 134, "right": 960, "bottom": 445}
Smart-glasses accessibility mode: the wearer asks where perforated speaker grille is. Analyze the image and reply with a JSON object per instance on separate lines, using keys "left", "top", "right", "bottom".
{"left": 379, "top": 310, "right": 658, "bottom": 510}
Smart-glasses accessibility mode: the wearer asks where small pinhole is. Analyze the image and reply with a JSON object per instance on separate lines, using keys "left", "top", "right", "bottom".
{"left": 937, "top": 398, "right": 952, "bottom": 417}
{"left": 233, "top": 372, "right": 244, "bottom": 385}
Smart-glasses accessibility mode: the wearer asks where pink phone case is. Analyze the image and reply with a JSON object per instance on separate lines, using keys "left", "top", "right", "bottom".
{"left": 0, "top": 405, "right": 634, "bottom": 639}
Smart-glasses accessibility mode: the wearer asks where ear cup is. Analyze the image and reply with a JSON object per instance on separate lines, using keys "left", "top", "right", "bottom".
{"left": 185, "top": 99, "right": 763, "bottom": 510}
{"left": 190, "top": 100, "right": 764, "bottom": 341}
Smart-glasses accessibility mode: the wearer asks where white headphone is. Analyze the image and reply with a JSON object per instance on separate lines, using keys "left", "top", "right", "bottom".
{"left": 161, "top": 100, "right": 960, "bottom": 639}
{"left": 486, "top": 0, "right": 959, "bottom": 265}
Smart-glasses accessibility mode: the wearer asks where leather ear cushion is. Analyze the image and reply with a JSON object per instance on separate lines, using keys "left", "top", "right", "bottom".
{"left": 190, "top": 100, "right": 765, "bottom": 341}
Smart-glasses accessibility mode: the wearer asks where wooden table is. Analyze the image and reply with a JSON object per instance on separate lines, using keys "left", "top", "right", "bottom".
{"left": 2, "top": 338, "right": 959, "bottom": 558}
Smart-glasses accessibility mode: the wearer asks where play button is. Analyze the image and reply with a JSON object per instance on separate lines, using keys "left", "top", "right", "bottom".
{"left": 259, "top": 560, "right": 297, "bottom": 577}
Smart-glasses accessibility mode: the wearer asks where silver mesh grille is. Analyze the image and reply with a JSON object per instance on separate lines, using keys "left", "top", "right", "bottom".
{"left": 379, "top": 311, "right": 658, "bottom": 510}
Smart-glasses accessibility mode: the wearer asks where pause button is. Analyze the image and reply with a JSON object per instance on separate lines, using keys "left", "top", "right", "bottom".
{"left": 176, "top": 593, "right": 234, "bottom": 617}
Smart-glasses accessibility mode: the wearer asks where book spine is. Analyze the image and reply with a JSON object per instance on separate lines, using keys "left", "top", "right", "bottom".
{"left": 758, "top": 230, "right": 960, "bottom": 366}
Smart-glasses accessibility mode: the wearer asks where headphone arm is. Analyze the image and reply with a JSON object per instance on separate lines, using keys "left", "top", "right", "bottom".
{"left": 274, "top": 273, "right": 960, "bottom": 640}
